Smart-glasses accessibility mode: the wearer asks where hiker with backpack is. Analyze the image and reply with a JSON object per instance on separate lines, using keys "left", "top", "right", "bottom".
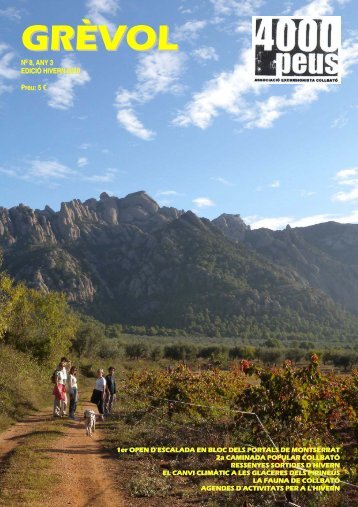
{"left": 60, "top": 356, "right": 70, "bottom": 415}
{"left": 51, "top": 357, "right": 70, "bottom": 417}
{"left": 52, "top": 359, "right": 66, "bottom": 417}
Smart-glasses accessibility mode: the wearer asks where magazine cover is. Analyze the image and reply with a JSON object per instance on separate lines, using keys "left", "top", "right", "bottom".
{"left": 0, "top": 1, "right": 357, "bottom": 506}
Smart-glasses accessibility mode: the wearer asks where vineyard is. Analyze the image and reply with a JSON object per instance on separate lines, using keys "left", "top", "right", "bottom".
{"left": 1, "top": 269, "right": 357, "bottom": 505}
{"left": 106, "top": 357, "right": 358, "bottom": 506}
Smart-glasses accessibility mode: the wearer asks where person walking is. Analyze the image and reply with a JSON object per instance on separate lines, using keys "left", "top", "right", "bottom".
{"left": 68, "top": 366, "right": 79, "bottom": 420}
{"left": 60, "top": 357, "right": 70, "bottom": 416}
{"left": 52, "top": 359, "right": 66, "bottom": 417}
{"left": 105, "top": 366, "right": 116, "bottom": 414}
{"left": 91, "top": 369, "right": 107, "bottom": 421}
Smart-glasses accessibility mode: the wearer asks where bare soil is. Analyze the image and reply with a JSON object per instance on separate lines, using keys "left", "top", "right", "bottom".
{"left": 0, "top": 394, "right": 124, "bottom": 507}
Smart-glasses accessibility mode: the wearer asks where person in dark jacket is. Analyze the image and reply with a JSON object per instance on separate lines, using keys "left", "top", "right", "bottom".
{"left": 105, "top": 366, "right": 116, "bottom": 414}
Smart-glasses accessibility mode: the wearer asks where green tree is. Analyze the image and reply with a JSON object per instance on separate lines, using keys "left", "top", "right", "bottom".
{"left": 125, "top": 342, "right": 149, "bottom": 360}
{"left": 2, "top": 274, "right": 78, "bottom": 363}
{"left": 71, "top": 317, "right": 105, "bottom": 358}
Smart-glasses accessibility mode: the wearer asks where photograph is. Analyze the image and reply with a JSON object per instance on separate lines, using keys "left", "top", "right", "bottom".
{"left": 0, "top": 1, "right": 357, "bottom": 506}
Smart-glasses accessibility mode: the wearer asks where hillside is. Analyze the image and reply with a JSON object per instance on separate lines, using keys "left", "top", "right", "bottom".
{"left": 1, "top": 191, "right": 358, "bottom": 340}
{"left": 213, "top": 216, "right": 358, "bottom": 315}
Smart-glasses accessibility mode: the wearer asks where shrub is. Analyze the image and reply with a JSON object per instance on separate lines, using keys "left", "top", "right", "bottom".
{"left": 125, "top": 342, "right": 149, "bottom": 360}
{"left": 0, "top": 345, "right": 49, "bottom": 428}
{"left": 164, "top": 344, "right": 197, "bottom": 361}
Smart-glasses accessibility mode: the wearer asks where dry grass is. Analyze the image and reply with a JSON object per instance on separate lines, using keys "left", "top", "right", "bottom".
{"left": 0, "top": 420, "right": 64, "bottom": 506}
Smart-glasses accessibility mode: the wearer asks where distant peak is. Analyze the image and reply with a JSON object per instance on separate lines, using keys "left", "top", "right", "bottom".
{"left": 121, "top": 191, "right": 159, "bottom": 208}
{"left": 212, "top": 213, "right": 249, "bottom": 242}
{"left": 180, "top": 210, "right": 206, "bottom": 229}
{"left": 127, "top": 190, "right": 147, "bottom": 197}
{"left": 218, "top": 213, "right": 243, "bottom": 219}
{"left": 123, "top": 191, "right": 155, "bottom": 202}
{"left": 100, "top": 192, "right": 110, "bottom": 201}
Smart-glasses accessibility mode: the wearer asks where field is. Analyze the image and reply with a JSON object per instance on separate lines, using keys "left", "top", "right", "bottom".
{"left": 0, "top": 270, "right": 356, "bottom": 506}
{"left": 99, "top": 353, "right": 358, "bottom": 507}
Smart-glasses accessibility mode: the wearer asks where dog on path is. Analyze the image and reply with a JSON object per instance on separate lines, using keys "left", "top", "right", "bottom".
{"left": 84, "top": 409, "right": 96, "bottom": 437}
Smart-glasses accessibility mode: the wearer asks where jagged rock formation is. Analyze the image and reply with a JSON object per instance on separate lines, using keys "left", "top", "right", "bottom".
{"left": 0, "top": 191, "right": 182, "bottom": 247}
{"left": 212, "top": 214, "right": 250, "bottom": 242}
{"left": 1, "top": 191, "right": 358, "bottom": 337}
{"left": 0, "top": 191, "right": 183, "bottom": 304}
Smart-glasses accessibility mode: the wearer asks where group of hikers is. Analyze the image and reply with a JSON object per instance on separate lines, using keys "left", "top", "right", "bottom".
{"left": 52, "top": 357, "right": 117, "bottom": 421}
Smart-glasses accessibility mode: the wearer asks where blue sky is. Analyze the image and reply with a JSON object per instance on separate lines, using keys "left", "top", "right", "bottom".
{"left": 0, "top": 0, "right": 357, "bottom": 229}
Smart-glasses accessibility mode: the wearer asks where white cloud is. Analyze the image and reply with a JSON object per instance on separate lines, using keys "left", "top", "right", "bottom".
{"left": 245, "top": 209, "right": 358, "bottom": 230}
{"left": 192, "top": 46, "right": 219, "bottom": 63}
{"left": 245, "top": 82, "right": 331, "bottom": 129}
{"left": 29, "top": 160, "right": 77, "bottom": 179}
{"left": 156, "top": 191, "right": 183, "bottom": 207}
{"left": 245, "top": 33, "right": 358, "bottom": 127}
{"left": 174, "top": 48, "right": 259, "bottom": 129}
{"left": 179, "top": 6, "right": 194, "bottom": 15}
{"left": 294, "top": 0, "right": 335, "bottom": 15}
{"left": 115, "top": 52, "right": 186, "bottom": 139}
{"left": 331, "top": 113, "right": 348, "bottom": 129}
{"left": 85, "top": 168, "right": 118, "bottom": 182}
{"left": 174, "top": 10, "right": 358, "bottom": 132}
{"left": 0, "top": 8, "right": 21, "bottom": 21}
{"left": 210, "top": 0, "right": 265, "bottom": 17}
{"left": 336, "top": 168, "right": 358, "bottom": 179}
{"left": 0, "top": 43, "right": 18, "bottom": 95}
{"left": 77, "top": 157, "right": 88, "bottom": 168}
{"left": 289, "top": 214, "right": 336, "bottom": 227}
{"left": 1, "top": 158, "right": 120, "bottom": 186}
{"left": 282, "top": 1, "right": 294, "bottom": 14}
{"left": 341, "top": 36, "right": 358, "bottom": 75}
{"left": 79, "top": 143, "right": 91, "bottom": 150}
{"left": 86, "top": 0, "right": 119, "bottom": 14}
{"left": 294, "top": 210, "right": 358, "bottom": 226}
{"left": 86, "top": 0, "right": 120, "bottom": 30}
{"left": 116, "top": 108, "right": 155, "bottom": 140}
{"left": 211, "top": 176, "right": 233, "bottom": 186}
{"left": 300, "top": 190, "right": 316, "bottom": 197}
{"left": 173, "top": 20, "right": 207, "bottom": 42}
{"left": 294, "top": 0, "right": 350, "bottom": 16}
{"left": 269, "top": 180, "right": 281, "bottom": 188}
{"left": 245, "top": 215, "right": 292, "bottom": 229}
{"left": 118, "top": 52, "right": 186, "bottom": 104}
{"left": 173, "top": 6, "right": 358, "bottom": 133}
{"left": 333, "top": 167, "right": 358, "bottom": 202}
{"left": 0, "top": 167, "right": 18, "bottom": 177}
{"left": 235, "top": 20, "right": 252, "bottom": 34}
{"left": 157, "top": 190, "right": 182, "bottom": 196}
{"left": 47, "top": 56, "right": 90, "bottom": 110}
{"left": 193, "top": 197, "right": 215, "bottom": 207}
{"left": 336, "top": 210, "right": 358, "bottom": 223}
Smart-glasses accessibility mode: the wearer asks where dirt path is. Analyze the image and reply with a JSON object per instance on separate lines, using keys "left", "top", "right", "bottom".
{"left": 0, "top": 410, "right": 51, "bottom": 470}
{"left": 0, "top": 394, "right": 124, "bottom": 507}
{"left": 45, "top": 417, "right": 122, "bottom": 507}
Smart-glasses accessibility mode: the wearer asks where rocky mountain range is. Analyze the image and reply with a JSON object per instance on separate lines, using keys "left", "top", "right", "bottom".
{"left": 1, "top": 191, "right": 358, "bottom": 339}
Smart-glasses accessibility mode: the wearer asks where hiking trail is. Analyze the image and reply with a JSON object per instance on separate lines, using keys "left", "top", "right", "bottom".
{"left": 0, "top": 390, "right": 123, "bottom": 507}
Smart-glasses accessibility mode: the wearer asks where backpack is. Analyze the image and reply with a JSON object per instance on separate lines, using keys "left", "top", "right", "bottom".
{"left": 51, "top": 369, "right": 58, "bottom": 384}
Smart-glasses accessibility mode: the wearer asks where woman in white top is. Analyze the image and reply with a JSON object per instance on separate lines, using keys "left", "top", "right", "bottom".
{"left": 68, "top": 366, "right": 79, "bottom": 420}
{"left": 92, "top": 369, "right": 107, "bottom": 421}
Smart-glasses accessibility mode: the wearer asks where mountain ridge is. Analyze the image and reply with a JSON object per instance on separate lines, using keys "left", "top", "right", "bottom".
{"left": 1, "top": 192, "right": 358, "bottom": 339}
